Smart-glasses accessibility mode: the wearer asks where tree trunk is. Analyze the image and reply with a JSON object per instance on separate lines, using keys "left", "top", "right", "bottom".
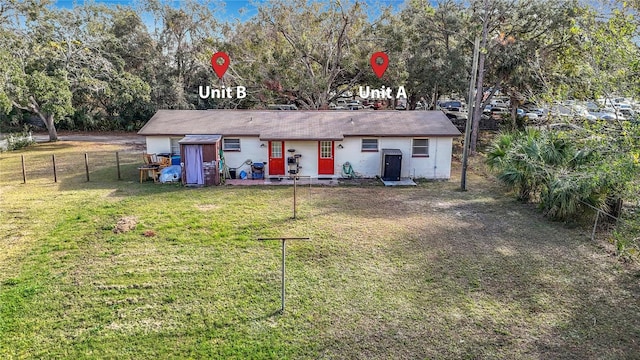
{"left": 38, "top": 112, "right": 58, "bottom": 142}
{"left": 510, "top": 95, "right": 520, "bottom": 130}
{"left": 431, "top": 84, "right": 438, "bottom": 110}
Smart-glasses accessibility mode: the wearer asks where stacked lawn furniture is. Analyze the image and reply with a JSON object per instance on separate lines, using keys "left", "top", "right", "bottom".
{"left": 138, "top": 154, "right": 172, "bottom": 183}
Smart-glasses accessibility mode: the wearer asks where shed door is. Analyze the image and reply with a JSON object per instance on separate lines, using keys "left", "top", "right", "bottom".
{"left": 318, "top": 141, "right": 334, "bottom": 175}
{"left": 269, "top": 141, "right": 285, "bottom": 176}
{"left": 184, "top": 145, "right": 204, "bottom": 185}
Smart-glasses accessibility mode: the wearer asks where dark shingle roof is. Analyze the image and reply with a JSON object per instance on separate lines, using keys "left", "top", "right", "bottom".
{"left": 138, "top": 110, "right": 461, "bottom": 139}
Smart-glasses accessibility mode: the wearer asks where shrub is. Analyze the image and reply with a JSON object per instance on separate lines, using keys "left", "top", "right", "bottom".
{"left": 2, "top": 131, "right": 35, "bottom": 151}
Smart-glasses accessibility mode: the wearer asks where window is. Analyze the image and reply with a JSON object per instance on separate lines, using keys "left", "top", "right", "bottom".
{"left": 320, "top": 141, "right": 332, "bottom": 158}
{"left": 412, "top": 139, "right": 429, "bottom": 157}
{"left": 361, "top": 139, "right": 378, "bottom": 151}
{"left": 223, "top": 138, "right": 241, "bottom": 151}
{"left": 270, "top": 141, "right": 282, "bottom": 158}
{"left": 170, "top": 138, "right": 181, "bottom": 155}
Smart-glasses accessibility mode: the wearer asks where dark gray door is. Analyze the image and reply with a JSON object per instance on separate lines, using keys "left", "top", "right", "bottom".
{"left": 383, "top": 155, "right": 401, "bottom": 181}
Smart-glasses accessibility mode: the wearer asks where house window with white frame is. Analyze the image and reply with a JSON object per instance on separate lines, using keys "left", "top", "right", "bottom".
{"left": 361, "top": 138, "right": 378, "bottom": 152}
{"left": 223, "top": 138, "right": 241, "bottom": 151}
{"left": 170, "top": 137, "right": 181, "bottom": 155}
{"left": 412, "top": 138, "right": 429, "bottom": 157}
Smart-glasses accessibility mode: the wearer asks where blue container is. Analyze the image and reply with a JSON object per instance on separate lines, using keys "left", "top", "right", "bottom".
{"left": 171, "top": 155, "right": 181, "bottom": 165}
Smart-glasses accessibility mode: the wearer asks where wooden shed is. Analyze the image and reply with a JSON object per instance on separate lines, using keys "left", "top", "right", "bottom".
{"left": 178, "top": 135, "right": 221, "bottom": 186}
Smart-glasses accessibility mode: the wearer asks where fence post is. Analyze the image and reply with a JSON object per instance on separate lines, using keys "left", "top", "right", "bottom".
{"left": 21, "top": 155, "right": 26, "bottom": 184}
{"left": 84, "top": 153, "right": 90, "bottom": 182}
{"left": 52, "top": 154, "right": 57, "bottom": 183}
{"left": 116, "top": 152, "right": 121, "bottom": 180}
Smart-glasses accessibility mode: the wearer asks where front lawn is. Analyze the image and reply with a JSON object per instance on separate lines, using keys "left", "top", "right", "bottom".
{"left": 1, "top": 141, "right": 639, "bottom": 359}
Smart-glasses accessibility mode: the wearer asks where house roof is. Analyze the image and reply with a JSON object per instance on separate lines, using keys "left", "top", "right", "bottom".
{"left": 138, "top": 110, "right": 461, "bottom": 140}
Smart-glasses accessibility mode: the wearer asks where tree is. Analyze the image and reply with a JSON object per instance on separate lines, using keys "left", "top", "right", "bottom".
{"left": 226, "top": 0, "right": 374, "bottom": 109}
{"left": 395, "top": 0, "right": 470, "bottom": 109}
{"left": 0, "top": 3, "right": 158, "bottom": 137}
{"left": 544, "top": 6, "right": 639, "bottom": 107}
{"left": 142, "top": 0, "right": 222, "bottom": 110}
{"left": 467, "top": 0, "right": 580, "bottom": 150}
{"left": 0, "top": 2, "right": 75, "bottom": 141}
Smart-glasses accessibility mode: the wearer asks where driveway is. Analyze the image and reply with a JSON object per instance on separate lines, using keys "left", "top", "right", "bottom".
{"left": 33, "top": 132, "right": 146, "bottom": 147}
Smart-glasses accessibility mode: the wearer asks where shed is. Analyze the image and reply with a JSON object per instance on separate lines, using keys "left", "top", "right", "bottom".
{"left": 178, "top": 135, "right": 221, "bottom": 186}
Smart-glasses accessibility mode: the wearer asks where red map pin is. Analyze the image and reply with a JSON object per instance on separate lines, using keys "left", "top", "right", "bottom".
{"left": 370, "top": 52, "right": 389, "bottom": 79}
{"left": 211, "top": 52, "right": 230, "bottom": 79}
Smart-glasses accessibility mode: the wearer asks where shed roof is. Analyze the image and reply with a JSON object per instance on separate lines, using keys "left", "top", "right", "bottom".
{"left": 381, "top": 148, "right": 403, "bottom": 156}
{"left": 138, "top": 110, "right": 461, "bottom": 139}
{"left": 178, "top": 135, "right": 221, "bottom": 144}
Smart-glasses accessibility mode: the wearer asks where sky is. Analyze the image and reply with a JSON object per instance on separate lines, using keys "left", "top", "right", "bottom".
{"left": 52, "top": 0, "right": 408, "bottom": 22}
{"left": 53, "top": 0, "right": 263, "bottom": 20}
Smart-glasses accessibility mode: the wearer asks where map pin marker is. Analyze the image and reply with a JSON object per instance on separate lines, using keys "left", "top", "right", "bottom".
{"left": 370, "top": 52, "right": 389, "bottom": 79}
{"left": 211, "top": 52, "right": 230, "bottom": 79}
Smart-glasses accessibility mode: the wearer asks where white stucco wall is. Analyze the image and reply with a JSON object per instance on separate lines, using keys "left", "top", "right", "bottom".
{"left": 222, "top": 137, "right": 267, "bottom": 175}
{"left": 334, "top": 136, "right": 453, "bottom": 179}
{"left": 144, "top": 135, "right": 454, "bottom": 179}
{"left": 145, "top": 136, "right": 171, "bottom": 154}
{"left": 280, "top": 141, "right": 319, "bottom": 178}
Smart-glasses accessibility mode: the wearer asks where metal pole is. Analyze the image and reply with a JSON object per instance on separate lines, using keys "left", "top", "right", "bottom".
{"left": 21, "top": 155, "right": 26, "bottom": 184}
{"left": 116, "top": 152, "right": 121, "bottom": 180}
{"left": 281, "top": 239, "right": 286, "bottom": 313}
{"left": 293, "top": 176, "right": 297, "bottom": 219}
{"left": 257, "top": 237, "right": 310, "bottom": 314}
{"left": 84, "top": 153, "right": 90, "bottom": 182}
{"left": 461, "top": 37, "right": 480, "bottom": 191}
{"left": 52, "top": 154, "right": 57, "bottom": 183}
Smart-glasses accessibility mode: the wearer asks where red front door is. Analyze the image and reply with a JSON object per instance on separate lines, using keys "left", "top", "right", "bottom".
{"left": 268, "top": 141, "right": 285, "bottom": 176}
{"left": 318, "top": 141, "right": 334, "bottom": 175}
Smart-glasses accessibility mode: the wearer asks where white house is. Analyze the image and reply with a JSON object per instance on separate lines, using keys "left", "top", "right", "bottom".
{"left": 137, "top": 110, "right": 461, "bottom": 180}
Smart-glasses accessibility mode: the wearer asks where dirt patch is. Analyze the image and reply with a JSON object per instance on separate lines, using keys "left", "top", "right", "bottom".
{"left": 113, "top": 216, "right": 138, "bottom": 233}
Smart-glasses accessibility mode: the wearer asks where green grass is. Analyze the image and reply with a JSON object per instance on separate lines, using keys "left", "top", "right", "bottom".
{"left": 1, "top": 141, "right": 639, "bottom": 359}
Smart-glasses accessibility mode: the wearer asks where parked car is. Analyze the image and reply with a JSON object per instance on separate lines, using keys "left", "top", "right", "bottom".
{"left": 531, "top": 108, "right": 546, "bottom": 117}
{"left": 440, "top": 100, "right": 463, "bottom": 112}
{"left": 490, "top": 98, "right": 509, "bottom": 107}
{"left": 330, "top": 99, "right": 348, "bottom": 110}
{"left": 414, "top": 101, "right": 429, "bottom": 110}
{"left": 347, "top": 100, "right": 364, "bottom": 110}
{"left": 267, "top": 104, "right": 298, "bottom": 110}
{"left": 617, "top": 104, "right": 635, "bottom": 118}
{"left": 599, "top": 112, "right": 626, "bottom": 121}
{"left": 490, "top": 107, "right": 509, "bottom": 119}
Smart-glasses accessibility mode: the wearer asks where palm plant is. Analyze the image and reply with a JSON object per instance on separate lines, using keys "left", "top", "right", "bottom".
{"left": 487, "top": 128, "right": 604, "bottom": 220}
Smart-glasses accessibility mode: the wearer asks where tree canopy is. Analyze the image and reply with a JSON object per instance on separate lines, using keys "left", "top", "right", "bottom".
{"left": 0, "top": 0, "right": 638, "bottom": 141}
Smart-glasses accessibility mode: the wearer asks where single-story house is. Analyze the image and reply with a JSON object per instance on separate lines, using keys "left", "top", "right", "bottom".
{"left": 137, "top": 110, "right": 461, "bottom": 180}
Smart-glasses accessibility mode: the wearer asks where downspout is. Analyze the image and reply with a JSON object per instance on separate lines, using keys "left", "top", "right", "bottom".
{"left": 433, "top": 138, "right": 438, "bottom": 178}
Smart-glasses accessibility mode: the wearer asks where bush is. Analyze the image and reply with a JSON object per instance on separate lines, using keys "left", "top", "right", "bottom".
{"left": 2, "top": 131, "right": 35, "bottom": 151}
